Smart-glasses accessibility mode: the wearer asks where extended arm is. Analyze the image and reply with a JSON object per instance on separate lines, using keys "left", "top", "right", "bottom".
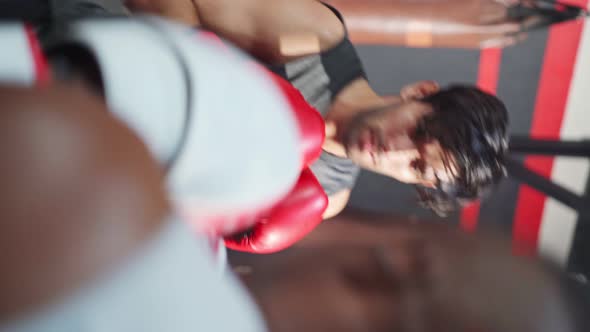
{"left": 323, "top": 0, "right": 524, "bottom": 49}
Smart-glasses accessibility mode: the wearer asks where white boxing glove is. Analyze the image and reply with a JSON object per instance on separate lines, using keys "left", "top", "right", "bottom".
{"left": 46, "top": 16, "right": 302, "bottom": 236}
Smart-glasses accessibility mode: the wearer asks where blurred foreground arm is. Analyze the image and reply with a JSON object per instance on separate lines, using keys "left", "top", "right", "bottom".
{"left": 0, "top": 84, "right": 267, "bottom": 331}
{"left": 0, "top": 83, "right": 168, "bottom": 319}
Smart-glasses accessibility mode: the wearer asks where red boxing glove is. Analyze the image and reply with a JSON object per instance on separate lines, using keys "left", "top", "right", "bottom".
{"left": 193, "top": 30, "right": 327, "bottom": 252}
{"left": 224, "top": 168, "right": 328, "bottom": 254}
{"left": 267, "top": 72, "right": 325, "bottom": 167}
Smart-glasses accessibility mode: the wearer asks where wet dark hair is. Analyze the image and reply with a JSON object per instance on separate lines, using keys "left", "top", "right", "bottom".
{"left": 412, "top": 85, "right": 509, "bottom": 216}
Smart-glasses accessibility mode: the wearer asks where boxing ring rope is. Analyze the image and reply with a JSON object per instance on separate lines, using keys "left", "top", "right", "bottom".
{"left": 507, "top": 136, "right": 590, "bottom": 276}
{"left": 507, "top": 136, "right": 590, "bottom": 215}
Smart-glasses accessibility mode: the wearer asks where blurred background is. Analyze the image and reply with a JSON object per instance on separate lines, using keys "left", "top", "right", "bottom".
{"left": 348, "top": 5, "right": 590, "bottom": 277}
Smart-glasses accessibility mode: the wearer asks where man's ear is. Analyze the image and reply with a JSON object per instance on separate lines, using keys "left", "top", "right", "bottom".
{"left": 400, "top": 81, "right": 440, "bottom": 101}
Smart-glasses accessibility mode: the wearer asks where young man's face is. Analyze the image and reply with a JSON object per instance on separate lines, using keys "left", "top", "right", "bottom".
{"left": 342, "top": 100, "right": 454, "bottom": 187}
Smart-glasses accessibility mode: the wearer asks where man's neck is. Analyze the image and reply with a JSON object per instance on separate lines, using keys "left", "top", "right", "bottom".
{"left": 322, "top": 78, "right": 399, "bottom": 157}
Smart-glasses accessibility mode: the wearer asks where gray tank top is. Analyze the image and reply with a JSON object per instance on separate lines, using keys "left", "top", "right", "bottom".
{"left": 266, "top": 4, "right": 364, "bottom": 196}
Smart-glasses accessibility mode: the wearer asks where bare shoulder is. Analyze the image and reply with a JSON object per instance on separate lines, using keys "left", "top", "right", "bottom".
{"left": 277, "top": 0, "right": 347, "bottom": 49}
{"left": 195, "top": 0, "right": 346, "bottom": 61}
